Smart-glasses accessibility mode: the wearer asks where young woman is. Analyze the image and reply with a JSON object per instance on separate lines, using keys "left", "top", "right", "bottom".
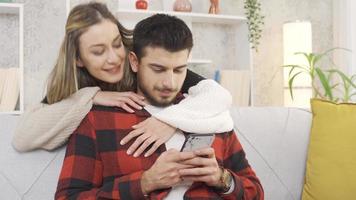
{"left": 12, "top": 2, "right": 233, "bottom": 158}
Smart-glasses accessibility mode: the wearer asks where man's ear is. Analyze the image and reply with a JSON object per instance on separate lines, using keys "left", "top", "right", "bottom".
{"left": 128, "top": 51, "right": 139, "bottom": 72}
{"left": 76, "top": 57, "right": 84, "bottom": 68}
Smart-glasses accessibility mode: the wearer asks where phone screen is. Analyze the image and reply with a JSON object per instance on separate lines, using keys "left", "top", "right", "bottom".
{"left": 180, "top": 133, "right": 215, "bottom": 152}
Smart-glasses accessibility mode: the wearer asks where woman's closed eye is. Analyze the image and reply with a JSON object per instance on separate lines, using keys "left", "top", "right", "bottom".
{"left": 113, "top": 42, "right": 122, "bottom": 48}
{"left": 91, "top": 47, "right": 105, "bottom": 56}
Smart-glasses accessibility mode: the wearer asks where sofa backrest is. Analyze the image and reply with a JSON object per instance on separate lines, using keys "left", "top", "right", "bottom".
{"left": 0, "top": 107, "right": 311, "bottom": 200}
{"left": 0, "top": 114, "right": 65, "bottom": 200}
{"left": 230, "top": 107, "right": 312, "bottom": 200}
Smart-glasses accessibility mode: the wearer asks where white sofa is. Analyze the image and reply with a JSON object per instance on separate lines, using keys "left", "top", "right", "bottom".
{"left": 0, "top": 107, "right": 312, "bottom": 200}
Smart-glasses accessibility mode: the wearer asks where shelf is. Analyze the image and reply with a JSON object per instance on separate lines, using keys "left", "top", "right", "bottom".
{"left": 0, "top": 3, "right": 22, "bottom": 14}
{"left": 0, "top": 3, "right": 23, "bottom": 114}
{"left": 188, "top": 59, "right": 212, "bottom": 65}
{"left": 0, "top": 111, "right": 22, "bottom": 115}
{"left": 117, "top": 9, "right": 247, "bottom": 25}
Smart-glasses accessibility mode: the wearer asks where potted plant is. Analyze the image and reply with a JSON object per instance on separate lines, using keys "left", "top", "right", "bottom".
{"left": 283, "top": 48, "right": 356, "bottom": 103}
{"left": 244, "top": 0, "right": 264, "bottom": 51}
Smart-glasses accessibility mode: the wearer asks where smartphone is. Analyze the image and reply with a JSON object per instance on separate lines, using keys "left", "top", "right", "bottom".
{"left": 180, "top": 133, "right": 215, "bottom": 152}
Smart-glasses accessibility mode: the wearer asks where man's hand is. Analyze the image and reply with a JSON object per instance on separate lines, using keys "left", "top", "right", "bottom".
{"left": 178, "top": 147, "right": 223, "bottom": 188}
{"left": 141, "top": 149, "right": 195, "bottom": 195}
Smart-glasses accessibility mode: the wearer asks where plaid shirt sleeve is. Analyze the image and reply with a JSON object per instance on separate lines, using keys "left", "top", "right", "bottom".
{"left": 219, "top": 131, "right": 264, "bottom": 200}
{"left": 55, "top": 115, "right": 147, "bottom": 200}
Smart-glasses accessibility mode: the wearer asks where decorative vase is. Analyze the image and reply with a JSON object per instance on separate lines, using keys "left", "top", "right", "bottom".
{"left": 173, "top": 0, "right": 192, "bottom": 12}
{"left": 209, "top": 0, "right": 220, "bottom": 14}
{"left": 136, "top": 0, "right": 148, "bottom": 10}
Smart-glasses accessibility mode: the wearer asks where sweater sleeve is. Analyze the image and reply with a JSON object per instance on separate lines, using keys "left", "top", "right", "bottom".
{"left": 152, "top": 79, "right": 234, "bottom": 133}
{"left": 12, "top": 87, "right": 100, "bottom": 152}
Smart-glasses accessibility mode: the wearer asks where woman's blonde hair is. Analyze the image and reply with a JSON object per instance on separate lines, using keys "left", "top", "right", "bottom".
{"left": 46, "top": 2, "right": 136, "bottom": 104}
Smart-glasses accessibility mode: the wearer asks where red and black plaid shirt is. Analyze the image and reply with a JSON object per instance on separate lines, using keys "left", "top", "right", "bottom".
{"left": 55, "top": 105, "right": 263, "bottom": 200}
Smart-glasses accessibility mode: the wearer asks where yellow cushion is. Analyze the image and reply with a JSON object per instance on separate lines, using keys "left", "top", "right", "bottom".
{"left": 302, "top": 99, "right": 356, "bottom": 200}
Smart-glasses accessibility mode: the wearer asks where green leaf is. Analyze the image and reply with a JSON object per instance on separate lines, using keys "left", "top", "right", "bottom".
{"left": 288, "top": 71, "right": 303, "bottom": 100}
{"left": 315, "top": 47, "right": 352, "bottom": 65}
{"left": 330, "top": 83, "right": 340, "bottom": 90}
{"left": 282, "top": 64, "right": 309, "bottom": 74}
{"left": 351, "top": 74, "right": 356, "bottom": 82}
{"left": 294, "top": 52, "right": 314, "bottom": 67}
{"left": 315, "top": 67, "right": 333, "bottom": 100}
{"left": 350, "top": 92, "right": 356, "bottom": 98}
{"left": 328, "top": 69, "right": 356, "bottom": 88}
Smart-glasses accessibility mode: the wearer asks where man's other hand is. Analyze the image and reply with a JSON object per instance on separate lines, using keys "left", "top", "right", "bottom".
{"left": 141, "top": 149, "right": 195, "bottom": 195}
{"left": 178, "top": 147, "right": 223, "bottom": 188}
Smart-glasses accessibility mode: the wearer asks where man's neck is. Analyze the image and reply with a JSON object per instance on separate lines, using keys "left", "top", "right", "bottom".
{"left": 137, "top": 87, "right": 185, "bottom": 107}
{"left": 137, "top": 88, "right": 175, "bottom": 108}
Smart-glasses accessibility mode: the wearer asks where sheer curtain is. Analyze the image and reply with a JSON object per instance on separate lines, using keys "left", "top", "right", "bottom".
{"left": 333, "top": 0, "right": 356, "bottom": 75}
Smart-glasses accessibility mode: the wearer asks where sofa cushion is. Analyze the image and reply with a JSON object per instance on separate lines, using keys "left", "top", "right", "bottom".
{"left": 230, "top": 107, "right": 311, "bottom": 200}
{"left": 0, "top": 115, "right": 65, "bottom": 200}
{"left": 302, "top": 99, "right": 356, "bottom": 200}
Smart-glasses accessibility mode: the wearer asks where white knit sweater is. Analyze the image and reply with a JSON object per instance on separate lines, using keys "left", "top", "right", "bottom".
{"left": 12, "top": 79, "right": 233, "bottom": 152}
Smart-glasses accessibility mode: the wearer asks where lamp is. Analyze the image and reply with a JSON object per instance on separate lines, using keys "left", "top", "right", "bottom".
{"left": 283, "top": 21, "right": 312, "bottom": 107}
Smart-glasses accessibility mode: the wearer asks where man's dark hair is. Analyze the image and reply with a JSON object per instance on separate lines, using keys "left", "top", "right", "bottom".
{"left": 133, "top": 14, "right": 193, "bottom": 61}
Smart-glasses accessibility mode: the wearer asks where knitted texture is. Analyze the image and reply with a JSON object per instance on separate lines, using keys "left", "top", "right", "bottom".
{"left": 12, "top": 87, "right": 100, "bottom": 151}
{"left": 153, "top": 79, "right": 233, "bottom": 133}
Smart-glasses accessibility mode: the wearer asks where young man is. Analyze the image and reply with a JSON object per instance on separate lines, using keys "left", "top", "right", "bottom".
{"left": 55, "top": 14, "right": 263, "bottom": 200}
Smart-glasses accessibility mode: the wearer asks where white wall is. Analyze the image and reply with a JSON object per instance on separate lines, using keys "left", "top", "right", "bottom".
{"left": 10, "top": 0, "right": 67, "bottom": 106}
{"left": 0, "top": 14, "right": 19, "bottom": 69}
{"left": 252, "top": 0, "right": 333, "bottom": 106}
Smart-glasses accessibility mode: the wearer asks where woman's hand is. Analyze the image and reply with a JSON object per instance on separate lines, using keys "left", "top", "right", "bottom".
{"left": 120, "top": 117, "right": 177, "bottom": 157}
{"left": 93, "top": 91, "right": 146, "bottom": 113}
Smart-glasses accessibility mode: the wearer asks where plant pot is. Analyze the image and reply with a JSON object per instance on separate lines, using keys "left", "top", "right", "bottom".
{"left": 173, "top": 0, "right": 192, "bottom": 12}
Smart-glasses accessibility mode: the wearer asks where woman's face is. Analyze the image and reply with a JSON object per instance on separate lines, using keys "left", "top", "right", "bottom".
{"left": 77, "top": 19, "right": 126, "bottom": 83}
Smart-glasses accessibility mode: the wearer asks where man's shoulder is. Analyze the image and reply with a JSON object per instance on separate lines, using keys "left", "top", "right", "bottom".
{"left": 73, "top": 105, "right": 147, "bottom": 137}
{"left": 89, "top": 105, "right": 151, "bottom": 117}
{"left": 81, "top": 105, "right": 151, "bottom": 131}
{"left": 90, "top": 105, "right": 128, "bottom": 113}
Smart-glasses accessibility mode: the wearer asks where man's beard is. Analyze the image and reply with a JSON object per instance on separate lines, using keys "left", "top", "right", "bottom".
{"left": 137, "top": 78, "right": 178, "bottom": 107}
